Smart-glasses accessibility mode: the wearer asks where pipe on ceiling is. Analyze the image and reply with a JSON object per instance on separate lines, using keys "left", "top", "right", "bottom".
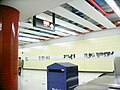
{"left": 88, "top": 0, "right": 113, "bottom": 16}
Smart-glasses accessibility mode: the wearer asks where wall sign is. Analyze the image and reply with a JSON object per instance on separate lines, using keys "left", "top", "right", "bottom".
{"left": 39, "top": 56, "right": 50, "bottom": 60}
{"left": 84, "top": 51, "right": 114, "bottom": 58}
{"left": 63, "top": 54, "right": 76, "bottom": 60}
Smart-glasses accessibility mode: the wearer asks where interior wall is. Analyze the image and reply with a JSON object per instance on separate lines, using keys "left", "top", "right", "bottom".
{"left": 19, "top": 34, "right": 120, "bottom": 72}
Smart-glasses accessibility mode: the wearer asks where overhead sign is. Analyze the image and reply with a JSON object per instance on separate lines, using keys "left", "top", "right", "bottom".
{"left": 43, "top": 20, "right": 50, "bottom": 27}
{"left": 33, "top": 16, "right": 55, "bottom": 31}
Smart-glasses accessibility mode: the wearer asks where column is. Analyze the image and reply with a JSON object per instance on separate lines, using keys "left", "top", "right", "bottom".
{"left": 0, "top": 5, "right": 19, "bottom": 90}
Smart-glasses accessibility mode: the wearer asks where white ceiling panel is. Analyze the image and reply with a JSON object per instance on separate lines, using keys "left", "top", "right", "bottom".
{"left": 37, "top": 13, "right": 89, "bottom": 33}
{"left": 52, "top": 30, "right": 69, "bottom": 36}
{"left": 55, "top": 27, "right": 78, "bottom": 35}
{"left": 68, "top": 0, "right": 116, "bottom": 29}
{"left": 50, "top": 6, "right": 101, "bottom": 31}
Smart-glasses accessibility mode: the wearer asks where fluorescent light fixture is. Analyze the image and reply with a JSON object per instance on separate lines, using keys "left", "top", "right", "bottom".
{"left": 105, "top": 0, "right": 120, "bottom": 17}
{"left": 55, "top": 27, "right": 78, "bottom": 35}
{"left": 19, "top": 33, "right": 50, "bottom": 40}
{"left": 19, "top": 37, "right": 40, "bottom": 42}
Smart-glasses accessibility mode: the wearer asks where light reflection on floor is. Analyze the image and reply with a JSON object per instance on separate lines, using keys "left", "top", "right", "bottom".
{"left": 18, "top": 70, "right": 102, "bottom": 90}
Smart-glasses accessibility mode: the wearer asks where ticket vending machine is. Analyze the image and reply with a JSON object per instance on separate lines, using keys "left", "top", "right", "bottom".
{"left": 114, "top": 57, "right": 120, "bottom": 84}
{"left": 108, "top": 57, "right": 120, "bottom": 89}
{"left": 47, "top": 62, "right": 78, "bottom": 90}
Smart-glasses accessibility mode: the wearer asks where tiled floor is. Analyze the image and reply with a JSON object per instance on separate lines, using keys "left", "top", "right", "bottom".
{"left": 18, "top": 70, "right": 102, "bottom": 90}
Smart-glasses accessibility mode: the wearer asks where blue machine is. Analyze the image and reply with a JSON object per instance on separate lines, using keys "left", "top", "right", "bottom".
{"left": 47, "top": 62, "right": 78, "bottom": 90}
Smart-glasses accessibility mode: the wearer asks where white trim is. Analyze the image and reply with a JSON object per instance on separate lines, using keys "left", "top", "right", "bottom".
{"left": 21, "top": 51, "right": 119, "bottom": 61}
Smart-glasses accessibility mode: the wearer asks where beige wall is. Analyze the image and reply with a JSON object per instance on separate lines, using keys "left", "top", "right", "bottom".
{"left": 19, "top": 34, "right": 120, "bottom": 72}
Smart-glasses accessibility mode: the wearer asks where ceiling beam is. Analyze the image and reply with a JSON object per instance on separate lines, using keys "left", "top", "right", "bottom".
{"left": 68, "top": 0, "right": 116, "bottom": 29}
{"left": 50, "top": 6, "right": 101, "bottom": 31}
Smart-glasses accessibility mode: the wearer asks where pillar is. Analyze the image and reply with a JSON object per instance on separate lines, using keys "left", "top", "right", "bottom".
{"left": 0, "top": 5, "right": 19, "bottom": 90}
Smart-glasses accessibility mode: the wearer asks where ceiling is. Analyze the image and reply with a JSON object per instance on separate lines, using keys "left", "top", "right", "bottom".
{"left": 1, "top": 0, "right": 120, "bottom": 46}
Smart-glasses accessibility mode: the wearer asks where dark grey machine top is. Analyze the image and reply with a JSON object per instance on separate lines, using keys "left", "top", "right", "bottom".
{"left": 74, "top": 75, "right": 120, "bottom": 90}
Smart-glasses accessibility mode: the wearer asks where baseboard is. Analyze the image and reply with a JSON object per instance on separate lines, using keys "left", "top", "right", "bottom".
{"left": 23, "top": 68, "right": 113, "bottom": 73}
{"left": 23, "top": 68, "right": 47, "bottom": 71}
